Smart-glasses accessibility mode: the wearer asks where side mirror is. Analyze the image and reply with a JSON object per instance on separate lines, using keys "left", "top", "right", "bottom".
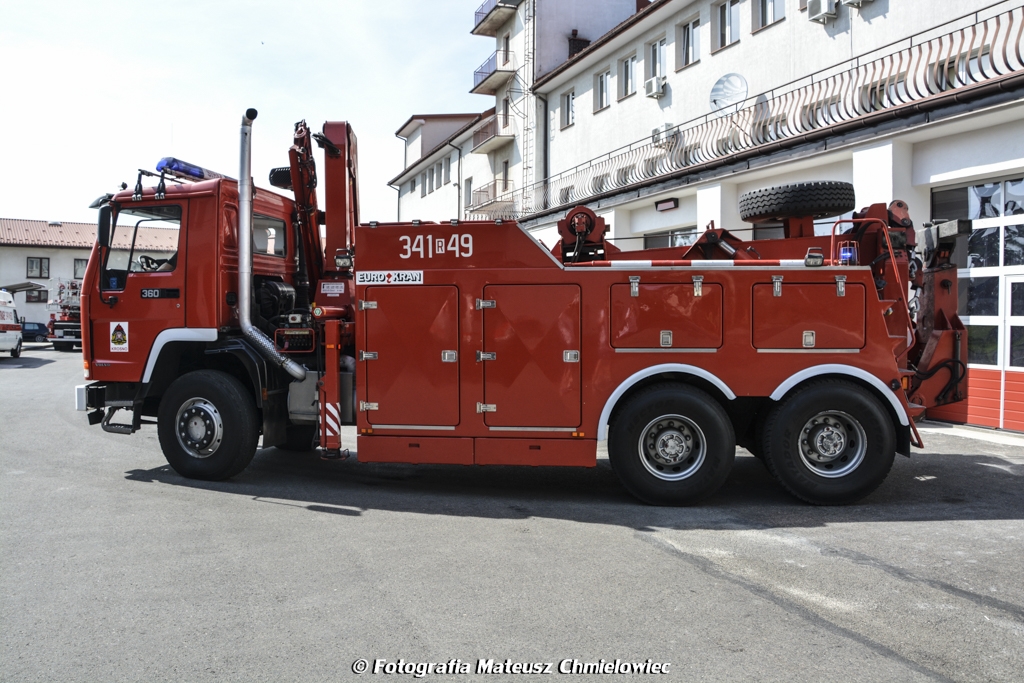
{"left": 97, "top": 206, "right": 111, "bottom": 247}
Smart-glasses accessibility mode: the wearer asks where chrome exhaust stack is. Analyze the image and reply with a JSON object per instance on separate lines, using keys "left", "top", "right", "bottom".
{"left": 238, "top": 108, "right": 306, "bottom": 382}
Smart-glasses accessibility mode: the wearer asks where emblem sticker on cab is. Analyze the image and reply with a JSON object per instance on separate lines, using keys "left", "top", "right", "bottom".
{"left": 110, "top": 321, "right": 129, "bottom": 353}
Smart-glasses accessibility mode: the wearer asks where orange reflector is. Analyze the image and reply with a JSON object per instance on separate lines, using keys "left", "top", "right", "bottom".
{"left": 902, "top": 377, "right": 910, "bottom": 390}
{"left": 262, "top": 388, "right": 268, "bottom": 401}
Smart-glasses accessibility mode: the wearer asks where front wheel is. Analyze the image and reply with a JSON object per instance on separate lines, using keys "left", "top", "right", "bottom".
{"left": 762, "top": 381, "right": 896, "bottom": 505}
{"left": 53, "top": 341, "right": 74, "bottom": 352}
{"left": 608, "top": 384, "right": 735, "bottom": 505}
{"left": 157, "top": 370, "right": 259, "bottom": 480}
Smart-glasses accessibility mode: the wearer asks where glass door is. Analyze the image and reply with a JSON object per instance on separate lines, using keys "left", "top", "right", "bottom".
{"left": 1004, "top": 275, "right": 1024, "bottom": 431}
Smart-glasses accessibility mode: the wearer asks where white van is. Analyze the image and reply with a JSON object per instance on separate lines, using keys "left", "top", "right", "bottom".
{"left": 0, "top": 290, "right": 23, "bottom": 358}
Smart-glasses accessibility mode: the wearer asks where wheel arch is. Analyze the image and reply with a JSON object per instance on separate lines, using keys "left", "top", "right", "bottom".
{"left": 140, "top": 332, "right": 265, "bottom": 410}
{"left": 597, "top": 364, "right": 736, "bottom": 441}
{"left": 769, "top": 364, "right": 912, "bottom": 456}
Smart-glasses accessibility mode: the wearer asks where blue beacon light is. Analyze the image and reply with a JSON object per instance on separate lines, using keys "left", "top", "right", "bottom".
{"left": 156, "top": 157, "right": 228, "bottom": 181}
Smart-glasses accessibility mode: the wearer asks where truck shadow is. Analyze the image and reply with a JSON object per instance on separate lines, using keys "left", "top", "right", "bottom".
{"left": 0, "top": 356, "right": 56, "bottom": 369}
{"left": 124, "top": 447, "right": 1024, "bottom": 530}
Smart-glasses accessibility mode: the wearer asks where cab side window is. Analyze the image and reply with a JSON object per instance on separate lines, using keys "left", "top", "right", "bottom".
{"left": 253, "top": 215, "right": 287, "bottom": 257}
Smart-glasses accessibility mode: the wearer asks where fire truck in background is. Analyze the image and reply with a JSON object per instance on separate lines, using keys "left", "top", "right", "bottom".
{"left": 75, "top": 109, "right": 967, "bottom": 506}
{"left": 47, "top": 278, "right": 82, "bottom": 351}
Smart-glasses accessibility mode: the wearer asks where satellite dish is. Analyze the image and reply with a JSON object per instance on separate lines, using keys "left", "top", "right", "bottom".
{"left": 710, "top": 73, "right": 748, "bottom": 112}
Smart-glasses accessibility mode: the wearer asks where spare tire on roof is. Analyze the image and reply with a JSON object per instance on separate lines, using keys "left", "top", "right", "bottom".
{"left": 738, "top": 181, "right": 856, "bottom": 223}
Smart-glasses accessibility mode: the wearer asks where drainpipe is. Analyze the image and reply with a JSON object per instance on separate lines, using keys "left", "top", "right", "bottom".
{"left": 447, "top": 140, "right": 464, "bottom": 219}
{"left": 389, "top": 182, "right": 401, "bottom": 221}
{"left": 237, "top": 108, "right": 306, "bottom": 382}
{"left": 537, "top": 94, "right": 549, "bottom": 181}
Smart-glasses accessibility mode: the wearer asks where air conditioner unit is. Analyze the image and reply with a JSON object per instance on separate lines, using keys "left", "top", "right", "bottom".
{"left": 840, "top": 0, "right": 872, "bottom": 6}
{"left": 651, "top": 123, "right": 678, "bottom": 148}
{"left": 808, "top": 0, "right": 837, "bottom": 23}
{"left": 645, "top": 76, "right": 666, "bottom": 99}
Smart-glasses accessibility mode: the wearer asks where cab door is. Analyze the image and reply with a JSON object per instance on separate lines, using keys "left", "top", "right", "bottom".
{"left": 92, "top": 202, "right": 186, "bottom": 382}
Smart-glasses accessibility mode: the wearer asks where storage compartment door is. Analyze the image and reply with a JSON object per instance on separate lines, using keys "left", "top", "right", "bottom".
{"left": 482, "top": 284, "right": 581, "bottom": 428}
{"left": 364, "top": 286, "right": 460, "bottom": 426}
{"left": 753, "top": 283, "right": 866, "bottom": 350}
{"left": 611, "top": 283, "right": 723, "bottom": 349}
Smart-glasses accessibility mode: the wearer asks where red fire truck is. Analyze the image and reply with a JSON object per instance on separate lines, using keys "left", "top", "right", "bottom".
{"left": 47, "top": 278, "right": 82, "bottom": 351}
{"left": 76, "top": 110, "right": 967, "bottom": 505}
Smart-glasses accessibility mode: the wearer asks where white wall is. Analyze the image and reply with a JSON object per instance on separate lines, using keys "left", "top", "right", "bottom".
{"left": 913, "top": 117, "right": 1024, "bottom": 190}
{"left": 0, "top": 246, "right": 91, "bottom": 323}
{"left": 543, "top": 0, "right": 996, "bottom": 178}
{"left": 535, "top": 0, "right": 638, "bottom": 79}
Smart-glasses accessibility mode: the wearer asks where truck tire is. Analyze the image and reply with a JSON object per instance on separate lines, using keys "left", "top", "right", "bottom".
{"left": 53, "top": 342, "right": 74, "bottom": 352}
{"left": 738, "top": 181, "right": 855, "bottom": 223}
{"left": 762, "top": 380, "right": 896, "bottom": 505}
{"left": 608, "top": 383, "right": 735, "bottom": 505}
{"left": 10, "top": 340, "right": 21, "bottom": 358}
{"left": 157, "top": 370, "right": 259, "bottom": 480}
{"left": 282, "top": 424, "right": 318, "bottom": 452}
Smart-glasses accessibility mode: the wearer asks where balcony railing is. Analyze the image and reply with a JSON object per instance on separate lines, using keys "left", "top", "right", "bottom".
{"left": 473, "top": 0, "right": 523, "bottom": 37}
{"left": 472, "top": 50, "right": 516, "bottom": 95}
{"left": 469, "top": 2, "right": 1024, "bottom": 220}
{"left": 472, "top": 178, "right": 516, "bottom": 207}
{"left": 472, "top": 115, "right": 515, "bottom": 153}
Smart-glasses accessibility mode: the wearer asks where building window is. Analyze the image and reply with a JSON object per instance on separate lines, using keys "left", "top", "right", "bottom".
{"left": 932, "top": 177, "right": 1024, "bottom": 369}
{"left": 410, "top": 177, "right": 417, "bottom": 195}
{"left": 714, "top": 0, "right": 741, "bottom": 50}
{"left": 502, "top": 34, "right": 511, "bottom": 63}
{"left": 74, "top": 258, "right": 88, "bottom": 279}
{"left": 443, "top": 157, "right": 451, "bottom": 185}
{"left": 420, "top": 173, "right": 427, "bottom": 197}
{"left": 561, "top": 90, "right": 575, "bottom": 128}
{"left": 644, "top": 227, "right": 697, "bottom": 249}
{"left": 428, "top": 167, "right": 435, "bottom": 193}
{"left": 503, "top": 97, "right": 511, "bottom": 128}
{"left": 647, "top": 37, "right": 667, "bottom": 79}
{"left": 677, "top": 19, "right": 700, "bottom": 68}
{"left": 26, "top": 289, "right": 48, "bottom": 303}
{"left": 502, "top": 160, "right": 510, "bottom": 191}
{"left": 594, "top": 70, "right": 611, "bottom": 111}
{"left": 619, "top": 54, "right": 637, "bottom": 98}
{"left": 27, "top": 257, "right": 49, "bottom": 278}
{"left": 754, "top": 0, "right": 783, "bottom": 30}
{"left": 464, "top": 178, "right": 473, "bottom": 209}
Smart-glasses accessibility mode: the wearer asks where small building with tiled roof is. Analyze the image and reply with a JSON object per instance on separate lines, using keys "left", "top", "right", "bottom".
{"left": 0, "top": 218, "right": 175, "bottom": 324}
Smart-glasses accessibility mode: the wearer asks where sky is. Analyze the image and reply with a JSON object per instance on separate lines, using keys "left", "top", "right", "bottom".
{"left": 0, "top": 1, "right": 490, "bottom": 225}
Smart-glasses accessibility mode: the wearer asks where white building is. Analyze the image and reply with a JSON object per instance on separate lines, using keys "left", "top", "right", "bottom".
{"left": 394, "top": 0, "right": 1024, "bottom": 431}
{"left": 1, "top": 218, "right": 175, "bottom": 324}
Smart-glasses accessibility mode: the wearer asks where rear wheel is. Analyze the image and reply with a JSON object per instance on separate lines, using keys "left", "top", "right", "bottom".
{"left": 157, "top": 370, "right": 259, "bottom": 480}
{"left": 53, "top": 342, "right": 74, "bottom": 352}
{"left": 762, "top": 381, "right": 896, "bottom": 505}
{"left": 608, "top": 384, "right": 735, "bottom": 505}
{"left": 10, "top": 341, "right": 21, "bottom": 358}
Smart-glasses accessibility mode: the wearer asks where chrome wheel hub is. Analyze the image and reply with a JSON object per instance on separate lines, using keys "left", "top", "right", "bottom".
{"left": 175, "top": 398, "right": 223, "bottom": 459}
{"left": 799, "top": 411, "right": 866, "bottom": 478}
{"left": 638, "top": 415, "right": 706, "bottom": 481}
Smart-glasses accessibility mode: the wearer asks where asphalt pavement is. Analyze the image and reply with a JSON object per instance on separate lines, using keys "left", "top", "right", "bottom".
{"left": 1, "top": 346, "right": 1022, "bottom": 682}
